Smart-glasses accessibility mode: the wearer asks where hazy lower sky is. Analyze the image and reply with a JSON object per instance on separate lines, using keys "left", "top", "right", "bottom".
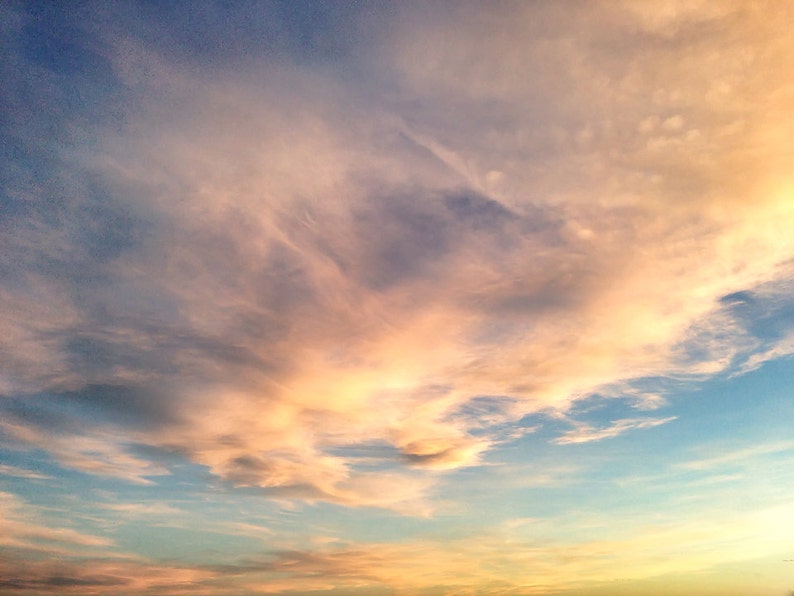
{"left": 2, "top": 1, "right": 794, "bottom": 594}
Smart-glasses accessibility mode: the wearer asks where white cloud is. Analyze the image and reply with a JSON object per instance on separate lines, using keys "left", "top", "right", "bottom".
{"left": 552, "top": 417, "right": 678, "bottom": 445}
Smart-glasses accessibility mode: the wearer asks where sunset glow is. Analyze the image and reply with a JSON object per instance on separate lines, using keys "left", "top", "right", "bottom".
{"left": 2, "top": 2, "right": 794, "bottom": 594}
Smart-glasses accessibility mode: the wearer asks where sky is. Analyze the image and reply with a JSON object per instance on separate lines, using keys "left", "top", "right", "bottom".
{"left": 1, "top": 1, "right": 794, "bottom": 594}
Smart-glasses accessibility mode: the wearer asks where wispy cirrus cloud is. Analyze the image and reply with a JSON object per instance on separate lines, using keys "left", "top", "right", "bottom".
{"left": 678, "top": 440, "right": 794, "bottom": 472}
{"left": 552, "top": 417, "right": 678, "bottom": 445}
{"left": 0, "top": 464, "right": 49, "bottom": 480}
{"left": 0, "top": 492, "right": 113, "bottom": 554}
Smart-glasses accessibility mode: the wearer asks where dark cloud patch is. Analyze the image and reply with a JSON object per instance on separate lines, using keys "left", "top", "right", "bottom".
{"left": 353, "top": 193, "right": 452, "bottom": 291}
{"left": 226, "top": 455, "right": 272, "bottom": 485}
{"left": 60, "top": 327, "right": 175, "bottom": 381}
{"left": 73, "top": 320, "right": 287, "bottom": 385}
{"left": 75, "top": 184, "right": 150, "bottom": 264}
{"left": 247, "top": 240, "right": 321, "bottom": 323}
{"left": 400, "top": 449, "right": 458, "bottom": 467}
{"left": 0, "top": 556, "right": 189, "bottom": 595}
{"left": 346, "top": 186, "right": 567, "bottom": 306}
{"left": 64, "top": 333, "right": 156, "bottom": 379}
{"left": 442, "top": 191, "right": 516, "bottom": 231}
{"left": 31, "top": 574, "right": 127, "bottom": 589}
{"left": 58, "top": 186, "right": 151, "bottom": 278}
{"left": 62, "top": 384, "right": 178, "bottom": 430}
{"left": 491, "top": 275, "right": 586, "bottom": 315}
{"left": 0, "top": 574, "right": 128, "bottom": 591}
{"left": 0, "top": 384, "right": 173, "bottom": 436}
{"left": 350, "top": 189, "right": 542, "bottom": 291}
{"left": 0, "top": 395, "right": 87, "bottom": 437}
{"left": 517, "top": 203, "right": 566, "bottom": 239}
{"left": 468, "top": 255, "right": 595, "bottom": 322}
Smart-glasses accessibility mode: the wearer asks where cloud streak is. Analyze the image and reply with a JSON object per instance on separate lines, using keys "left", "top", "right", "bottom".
{"left": 0, "top": 492, "right": 113, "bottom": 554}
{"left": 552, "top": 417, "right": 678, "bottom": 445}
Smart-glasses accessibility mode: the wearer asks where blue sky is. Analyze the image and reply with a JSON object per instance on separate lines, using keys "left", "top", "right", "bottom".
{"left": 2, "top": 1, "right": 794, "bottom": 594}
